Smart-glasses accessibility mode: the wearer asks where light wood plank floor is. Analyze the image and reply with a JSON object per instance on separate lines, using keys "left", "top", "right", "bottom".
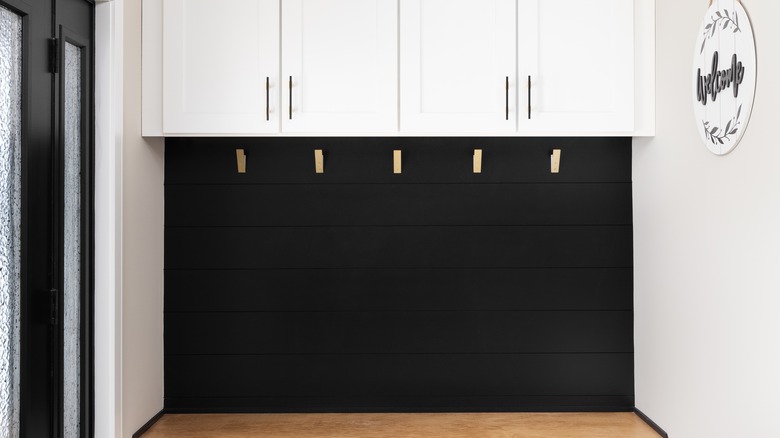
{"left": 143, "top": 413, "right": 661, "bottom": 438}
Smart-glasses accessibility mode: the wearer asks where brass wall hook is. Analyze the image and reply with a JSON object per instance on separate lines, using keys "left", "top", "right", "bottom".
{"left": 236, "top": 149, "right": 247, "bottom": 174}
{"left": 314, "top": 149, "right": 324, "bottom": 174}
{"left": 550, "top": 149, "right": 561, "bottom": 174}
{"left": 473, "top": 149, "right": 483, "bottom": 174}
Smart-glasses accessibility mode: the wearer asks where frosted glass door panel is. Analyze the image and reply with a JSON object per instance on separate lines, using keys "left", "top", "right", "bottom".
{"left": 400, "top": 0, "right": 516, "bottom": 133}
{"left": 0, "top": 5, "right": 22, "bottom": 438}
{"left": 282, "top": 0, "right": 398, "bottom": 133}
{"left": 518, "top": 0, "right": 634, "bottom": 133}
{"left": 163, "top": 0, "right": 280, "bottom": 134}
{"left": 63, "top": 41, "right": 82, "bottom": 438}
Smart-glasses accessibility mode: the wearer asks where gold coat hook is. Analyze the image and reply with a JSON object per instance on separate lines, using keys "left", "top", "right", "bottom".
{"left": 314, "top": 149, "right": 324, "bottom": 174}
{"left": 551, "top": 149, "right": 561, "bottom": 174}
{"left": 393, "top": 150, "right": 402, "bottom": 174}
{"left": 473, "top": 149, "right": 483, "bottom": 174}
{"left": 236, "top": 149, "right": 247, "bottom": 174}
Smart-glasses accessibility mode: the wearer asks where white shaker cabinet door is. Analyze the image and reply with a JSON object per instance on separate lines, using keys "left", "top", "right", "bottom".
{"left": 400, "top": 0, "right": 517, "bottom": 133}
{"left": 163, "top": 0, "right": 280, "bottom": 135}
{"left": 282, "top": 0, "right": 399, "bottom": 133}
{"left": 518, "top": 0, "right": 634, "bottom": 133}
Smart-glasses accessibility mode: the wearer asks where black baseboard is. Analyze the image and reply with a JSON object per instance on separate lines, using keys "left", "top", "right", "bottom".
{"left": 165, "top": 395, "right": 635, "bottom": 413}
{"left": 634, "top": 408, "right": 669, "bottom": 438}
{"left": 132, "top": 409, "right": 166, "bottom": 438}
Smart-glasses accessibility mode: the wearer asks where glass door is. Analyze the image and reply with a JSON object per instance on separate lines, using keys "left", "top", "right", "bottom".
{"left": 0, "top": 4, "right": 23, "bottom": 436}
{"left": 55, "top": 8, "right": 93, "bottom": 435}
{"left": 61, "top": 39, "right": 84, "bottom": 438}
{"left": 0, "top": 0, "right": 55, "bottom": 434}
{"left": 55, "top": 1, "right": 93, "bottom": 437}
{"left": 0, "top": 0, "right": 93, "bottom": 436}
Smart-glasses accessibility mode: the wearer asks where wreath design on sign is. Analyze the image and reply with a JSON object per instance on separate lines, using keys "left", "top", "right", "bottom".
{"left": 700, "top": 9, "right": 742, "bottom": 55}
{"left": 702, "top": 105, "right": 741, "bottom": 145}
{"left": 693, "top": 0, "right": 756, "bottom": 155}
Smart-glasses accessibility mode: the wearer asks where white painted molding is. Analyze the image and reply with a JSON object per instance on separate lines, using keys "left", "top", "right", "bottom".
{"left": 142, "top": 0, "right": 163, "bottom": 136}
{"left": 95, "top": 0, "right": 123, "bottom": 436}
{"left": 634, "top": 0, "right": 656, "bottom": 137}
{"left": 142, "top": 131, "right": 639, "bottom": 138}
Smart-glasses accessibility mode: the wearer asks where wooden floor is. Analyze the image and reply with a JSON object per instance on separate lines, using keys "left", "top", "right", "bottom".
{"left": 143, "top": 413, "right": 660, "bottom": 438}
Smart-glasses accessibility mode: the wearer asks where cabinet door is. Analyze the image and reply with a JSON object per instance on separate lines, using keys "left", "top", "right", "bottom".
{"left": 282, "top": 0, "right": 398, "bottom": 133}
{"left": 518, "top": 0, "right": 634, "bottom": 133}
{"left": 400, "top": 0, "right": 516, "bottom": 133}
{"left": 163, "top": 0, "right": 279, "bottom": 135}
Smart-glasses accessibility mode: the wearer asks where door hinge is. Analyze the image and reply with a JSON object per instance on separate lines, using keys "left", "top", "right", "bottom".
{"left": 49, "top": 289, "right": 59, "bottom": 326}
{"left": 49, "top": 38, "right": 59, "bottom": 74}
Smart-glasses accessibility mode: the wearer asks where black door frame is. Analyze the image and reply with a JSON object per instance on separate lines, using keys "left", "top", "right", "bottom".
{"left": 0, "top": 0, "right": 95, "bottom": 436}
{"left": 0, "top": 0, "right": 55, "bottom": 435}
{"left": 53, "top": 21, "right": 94, "bottom": 438}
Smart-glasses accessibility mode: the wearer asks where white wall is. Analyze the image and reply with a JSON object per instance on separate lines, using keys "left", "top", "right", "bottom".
{"left": 121, "top": 0, "right": 165, "bottom": 436}
{"left": 633, "top": 1, "right": 780, "bottom": 437}
{"left": 107, "top": 0, "right": 780, "bottom": 435}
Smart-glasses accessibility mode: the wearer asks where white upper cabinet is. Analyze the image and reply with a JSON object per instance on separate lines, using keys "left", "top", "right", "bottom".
{"left": 145, "top": 0, "right": 650, "bottom": 136}
{"left": 282, "top": 0, "right": 398, "bottom": 133}
{"left": 162, "top": 0, "right": 280, "bottom": 135}
{"left": 400, "top": 0, "right": 517, "bottom": 133}
{"left": 518, "top": 0, "right": 634, "bottom": 133}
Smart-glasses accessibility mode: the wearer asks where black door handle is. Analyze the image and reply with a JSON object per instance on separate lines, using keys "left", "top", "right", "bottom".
{"left": 527, "top": 75, "right": 531, "bottom": 120}
{"left": 266, "top": 77, "right": 270, "bottom": 121}
{"left": 289, "top": 76, "right": 293, "bottom": 120}
{"left": 505, "top": 76, "right": 509, "bottom": 121}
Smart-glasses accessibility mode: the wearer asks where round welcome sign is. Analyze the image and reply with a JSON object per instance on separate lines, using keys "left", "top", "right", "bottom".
{"left": 693, "top": 0, "right": 756, "bottom": 155}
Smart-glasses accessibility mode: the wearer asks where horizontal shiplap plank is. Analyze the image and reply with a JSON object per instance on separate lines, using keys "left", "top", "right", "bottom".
{"left": 165, "top": 354, "right": 634, "bottom": 398}
{"left": 163, "top": 138, "right": 634, "bottom": 412}
{"left": 165, "top": 137, "right": 631, "bottom": 185}
{"left": 164, "top": 268, "right": 633, "bottom": 312}
{"left": 164, "top": 395, "right": 635, "bottom": 413}
{"left": 165, "top": 183, "right": 632, "bottom": 227}
{"left": 164, "top": 226, "right": 633, "bottom": 269}
{"left": 164, "top": 311, "right": 633, "bottom": 355}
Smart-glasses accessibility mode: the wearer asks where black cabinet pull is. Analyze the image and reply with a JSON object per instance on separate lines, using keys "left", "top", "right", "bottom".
{"left": 505, "top": 76, "right": 509, "bottom": 121}
{"left": 289, "top": 76, "right": 293, "bottom": 120}
{"left": 527, "top": 75, "right": 531, "bottom": 120}
{"left": 266, "top": 77, "right": 270, "bottom": 121}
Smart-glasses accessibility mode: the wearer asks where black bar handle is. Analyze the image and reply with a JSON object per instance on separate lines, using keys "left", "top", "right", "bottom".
{"left": 527, "top": 75, "right": 531, "bottom": 120}
{"left": 289, "top": 76, "right": 293, "bottom": 120}
{"left": 266, "top": 77, "right": 270, "bottom": 121}
{"left": 505, "top": 76, "right": 509, "bottom": 121}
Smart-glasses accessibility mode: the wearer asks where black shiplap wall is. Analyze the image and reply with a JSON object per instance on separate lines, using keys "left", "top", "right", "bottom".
{"left": 164, "top": 137, "right": 634, "bottom": 413}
